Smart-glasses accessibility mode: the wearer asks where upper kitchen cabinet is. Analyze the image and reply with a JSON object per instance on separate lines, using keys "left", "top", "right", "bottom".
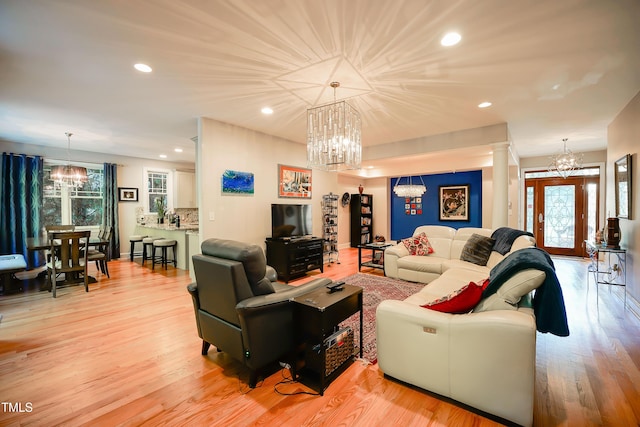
{"left": 174, "top": 171, "right": 196, "bottom": 208}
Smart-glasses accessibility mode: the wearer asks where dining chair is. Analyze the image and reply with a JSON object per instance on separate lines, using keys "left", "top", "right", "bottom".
{"left": 97, "top": 225, "right": 106, "bottom": 240}
{"left": 45, "top": 224, "right": 76, "bottom": 232}
{"left": 43, "top": 225, "right": 76, "bottom": 262}
{"left": 88, "top": 226, "right": 113, "bottom": 278}
{"left": 46, "top": 230, "right": 91, "bottom": 298}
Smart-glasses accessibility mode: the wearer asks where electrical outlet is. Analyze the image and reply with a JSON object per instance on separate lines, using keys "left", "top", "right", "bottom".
{"left": 209, "top": 211, "right": 215, "bottom": 221}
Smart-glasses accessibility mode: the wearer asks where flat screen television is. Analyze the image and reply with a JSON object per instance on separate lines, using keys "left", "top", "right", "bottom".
{"left": 271, "top": 204, "right": 312, "bottom": 238}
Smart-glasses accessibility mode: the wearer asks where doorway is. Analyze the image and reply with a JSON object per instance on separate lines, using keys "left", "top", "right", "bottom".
{"left": 524, "top": 169, "right": 600, "bottom": 257}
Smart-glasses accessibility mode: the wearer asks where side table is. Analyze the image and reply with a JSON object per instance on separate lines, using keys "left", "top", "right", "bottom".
{"left": 358, "top": 242, "right": 393, "bottom": 272}
{"left": 292, "top": 284, "right": 363, "bottom": 395}
{"left": 585, "top": 241, "right": 627, "bottom": 308}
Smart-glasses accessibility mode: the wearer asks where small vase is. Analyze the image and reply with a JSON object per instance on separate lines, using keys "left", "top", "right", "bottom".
{"left": 358, "top": 184, "right": 364, "bottom": 195}
{"left": 606, "top": 217, "right": 620, "bottom": 249}
{"left": 158, "top": 217, "right": 164, "bottom": 224}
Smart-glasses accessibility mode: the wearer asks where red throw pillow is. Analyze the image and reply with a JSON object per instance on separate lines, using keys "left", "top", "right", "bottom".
{"left": 401, "top": 232, "right": 434, "bottom": 256}
{"left": 422, "top": 281, "right": 483, "bottom": 313}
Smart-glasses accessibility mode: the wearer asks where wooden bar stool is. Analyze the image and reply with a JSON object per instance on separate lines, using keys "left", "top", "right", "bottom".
{"left": 142, "top": 237, "right": 162, "bottom": 265}
{"left": 152, "top": 239, "right": 177, "bottom": 270}
{"left": 129, "top": 235, "right": 146, "bottom": 262}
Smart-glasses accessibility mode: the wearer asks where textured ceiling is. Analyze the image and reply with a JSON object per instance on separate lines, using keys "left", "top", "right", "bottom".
{"left": 1, "top": 0, "right": 639, "bottom": 170}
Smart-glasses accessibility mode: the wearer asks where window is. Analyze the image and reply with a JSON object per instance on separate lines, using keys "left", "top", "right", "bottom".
{"left": 43, "top": 164, "right": 104, "bottom": 226}
{"left": 144, "top": 168, "right": 173, "bottom": 213}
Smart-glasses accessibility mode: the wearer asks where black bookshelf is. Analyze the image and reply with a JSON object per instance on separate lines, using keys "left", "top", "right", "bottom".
{"left": 350, "top": 194, "right": 372, "bottom": 247}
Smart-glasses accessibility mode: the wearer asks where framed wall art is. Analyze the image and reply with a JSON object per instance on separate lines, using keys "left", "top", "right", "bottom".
{"left": 278, "top": 164, "right": 312, "bottom": 198}
{"left": 439, "top": 184, "right": 469, "bottom": 221}
{"left": 404, "top": 197, "right": 422, "bottom": 216}
{"left": 118, "top": 187, "right": 138, "bottom": 202}
{"left": 222, "top": 169, "right": 254, "bottom": 195}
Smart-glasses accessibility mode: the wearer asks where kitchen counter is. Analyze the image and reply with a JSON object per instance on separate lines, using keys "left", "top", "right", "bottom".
{"left": 137, "top": 223, "right": 199, "bottom": 231}
{"left": 135, "top": 224, "right": 200, "bottom": 270}
{"left": 186, "top": 230, "right": 200, "bottom": 281}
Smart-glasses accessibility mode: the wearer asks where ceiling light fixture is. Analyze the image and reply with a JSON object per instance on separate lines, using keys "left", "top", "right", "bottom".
{"left": 174, "top": 148, "right": 183, "bottom": 153}
{"left": 50, "top": 132, "right": 88, "bottom": 189}
{"left": 441, "top": 32, "right": 462, "bottom": 46}
{"left": 134, "top": 63, "right": 152, "bottom": 73}
{"left": 548, "top": 138, "right": 583, "bottom": 179}
{"left": 261, "top": 107, "right": 273, "bottom": 115}
{"left": 307, "top": 81, "right": 362, "bottom": 171}
{"left": 393, "top": 175, "right": 427, "bottom": 198}
{"left": 478, "top": 101, "right": 492, "bottom": 108}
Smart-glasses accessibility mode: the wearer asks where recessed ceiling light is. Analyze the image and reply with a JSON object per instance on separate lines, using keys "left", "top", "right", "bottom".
{"left": 552, "top": 84, "right": 560, "bottom": 90}
{"left": 478, "top": 101, "right": 492, "bottom": 108}
{"left": 441, "top": 32, "right": 461, "bottom": 47}
{"left": 174, "top": 148, "right": 183, "bottom": 153}
{"left": 134, "top": 63, "right": 152, "bottom": 73}
{"left": 261, "top": 107, "right": 274, "bottom": 115}
{"left": 159, "top": 154, "right": 167, "bottom": 159}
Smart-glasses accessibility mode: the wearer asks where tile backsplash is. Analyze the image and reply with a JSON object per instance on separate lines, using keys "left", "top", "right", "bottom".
{"left": 175, "top": 208, "right": 198, "bottom": 224}
{"left": 137, "top": 208, "right": 198, "bottom": 225}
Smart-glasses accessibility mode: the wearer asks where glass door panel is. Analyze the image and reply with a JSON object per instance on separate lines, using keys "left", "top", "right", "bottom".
{"left": 543, "top": 185, "right": 575, "bottom": 249}
{"left": 586, "top": 182, "right": 598, "bottom": 243}
{"left": 525, "top": 186, "right": 534, "bottom": 235}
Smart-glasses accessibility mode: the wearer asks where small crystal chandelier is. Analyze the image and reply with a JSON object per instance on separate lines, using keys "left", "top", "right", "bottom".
{"left": 50, "top": 132, "right": 88, "bottom": 188}
{"left": 548, "top": 138, "right": 583, "bottom": 179}
{"left": 307, "top": 82, "right": 362, "bottom": 171}
{"left": 393, "top": 175, "right": 427, "bottom": 198}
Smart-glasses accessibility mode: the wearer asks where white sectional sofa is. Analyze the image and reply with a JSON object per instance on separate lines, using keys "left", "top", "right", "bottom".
{"left": 376, "top": 225, "right": 547, "bottom": 426}
{"left": 384, "top": 225, "right": 536, "bottom": 284}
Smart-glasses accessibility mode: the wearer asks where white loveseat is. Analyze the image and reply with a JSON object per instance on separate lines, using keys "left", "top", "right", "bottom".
{"left": 384, "top": 225, "right": 535, "bottom": 283}
{"left": 377, "top": 226, "right": 545, "bottom": 426}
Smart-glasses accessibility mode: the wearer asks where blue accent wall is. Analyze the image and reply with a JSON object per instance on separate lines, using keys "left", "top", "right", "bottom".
{"left": 390, "top": 170, "right": 483, "bottom": 241}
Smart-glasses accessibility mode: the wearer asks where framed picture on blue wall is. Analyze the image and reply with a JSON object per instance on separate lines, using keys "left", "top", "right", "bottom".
{"left": 439, "top": 185, "right": 469, "bottom": 220}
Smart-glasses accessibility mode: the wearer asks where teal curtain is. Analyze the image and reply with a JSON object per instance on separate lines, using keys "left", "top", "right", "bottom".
{"left": 103, "top": 163, "right": 120, "bottom": 258}
{"left": 0, "top": 153, "right": 44, "bottom": 267}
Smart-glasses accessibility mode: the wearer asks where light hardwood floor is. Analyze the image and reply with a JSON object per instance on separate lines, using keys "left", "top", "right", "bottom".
{"left": 1, "top": 249, "right": 638, "bottom": 426}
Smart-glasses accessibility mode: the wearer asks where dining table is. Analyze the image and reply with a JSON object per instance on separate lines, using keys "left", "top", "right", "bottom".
{"left": 26, "top": 234, "right": 108, "bottom": 251}
{"left": 26, "top": 232, "right": 102, "bottom": 286}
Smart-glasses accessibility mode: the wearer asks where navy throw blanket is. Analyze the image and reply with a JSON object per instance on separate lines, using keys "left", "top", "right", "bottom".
{"left": 491, "top": 227, "right": 534, "bottom": 255}
{"left": 482, "top": 247, "right": 569, "bottom": 337}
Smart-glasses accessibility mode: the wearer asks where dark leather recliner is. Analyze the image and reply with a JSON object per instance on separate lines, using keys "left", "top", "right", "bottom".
{"left": 187, "top": 238, "right": 330, "bottom": 386}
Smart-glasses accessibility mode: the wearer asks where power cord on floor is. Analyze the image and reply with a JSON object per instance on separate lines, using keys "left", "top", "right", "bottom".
{"left": 273, "top": 362, "right": 320, "bottom": 396}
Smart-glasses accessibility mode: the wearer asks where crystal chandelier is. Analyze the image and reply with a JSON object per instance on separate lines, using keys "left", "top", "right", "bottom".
{"left": 548, "top": 138, "right": 583, "bottom": 179}
{"left": 307, "top": 82, "right": 362, "bottom": 171}
{"left": 50, "top": 132, "right": 88, "bottom": 188}
{"left": 393, "top": 175, "right": 427, "bottom": 198}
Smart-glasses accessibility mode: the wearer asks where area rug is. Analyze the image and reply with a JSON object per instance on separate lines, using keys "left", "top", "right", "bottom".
{"left": 338, "top": 273, "right": 424, "bottom": 364}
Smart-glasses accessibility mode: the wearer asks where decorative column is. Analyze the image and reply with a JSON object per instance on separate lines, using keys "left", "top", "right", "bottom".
{"left": 491, "top": 142, "right": 510, "bottom": 229}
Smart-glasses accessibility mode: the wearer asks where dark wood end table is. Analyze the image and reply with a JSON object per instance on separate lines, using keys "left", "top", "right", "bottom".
{"left": 292, "top": 283, "right": 363, "bottom": 395}
{"left": 357, "top": 242, "right": 393, "bottom": 272}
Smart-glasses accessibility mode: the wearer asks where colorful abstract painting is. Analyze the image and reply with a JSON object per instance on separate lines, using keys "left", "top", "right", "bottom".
{"left": 222, "top": 170, "right": 254, "bottom": 194}
{"left": 278, "top": 164, "right": 311, "bottom": 198}
{"left": 439, "top": 184, "right": 469, "bottom": 220}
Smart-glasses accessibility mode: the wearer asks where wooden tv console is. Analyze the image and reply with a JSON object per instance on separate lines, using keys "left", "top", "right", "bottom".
{"left": 265, "top": 237, "right": 323, "bottom": 283}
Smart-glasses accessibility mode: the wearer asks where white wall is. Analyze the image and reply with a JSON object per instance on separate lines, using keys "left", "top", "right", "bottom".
{"left": 368, "top": 177, "right": 390, "bottom": 240}
{"left": 197, "top": 118, "right": 358, "bottom": 249}
{"left": 607, "top": 90, "right": 639, "bottom": 304}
